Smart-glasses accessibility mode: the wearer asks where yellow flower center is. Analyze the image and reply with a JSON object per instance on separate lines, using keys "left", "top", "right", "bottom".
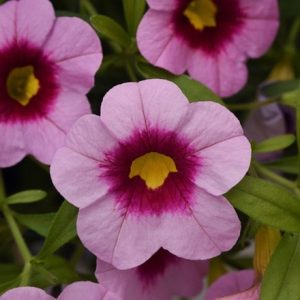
{"left": 129, "top": 152, "right": 177, "bottom": 190}
{"left": 183, "top": 0, "right": 218, "bottom": 31}
{"left": 253, "top": 226, "right": 281, "bottom": 276}
{"left": 6, "top": 65, "right": 40, "bottom": 106}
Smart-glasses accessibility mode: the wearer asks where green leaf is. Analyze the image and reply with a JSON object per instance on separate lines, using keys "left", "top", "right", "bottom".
{"left": 226, "top": 176, "right": 300, "bottom": 233}
{"left": 261, "top": 79, "right": 300, "bottom": 98}
{"left": 15, "top": 212, "right": 55, "bottom": 237}
{"left": 265, "top": 156, "right": 299, "bottom": 174}
{"left": 136, "top": 62, "right": 223, "bottom": 104}
{"left": 90, "top": 14, "right": 131, "bottom": 47}
{"left": 123, "top": 0, "right": 146, "bottom": 36}
{"left": 30, "top": 255, "right": 80, "bottom": 287}
{"left": 253, "top": 134, "right": 296, "bottom": 153}
{"left": 261, "top": 234, "right": 300, "bottom": 300}
{"left": 6, "top": 190, "right": 47, "bottom": 205}
{"left": 38, "top": 201, "right": 78, "bottom": 258}
{"left": 0, "top": 277, "right": 21, "bottom": 294}
{"left": 0, "top": 263, "right": 21, "bottom": 283}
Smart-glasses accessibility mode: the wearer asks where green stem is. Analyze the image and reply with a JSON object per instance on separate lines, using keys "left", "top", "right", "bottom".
{"left": 80, "top": 0, "right": 97, "bottom": 16}
{"left": 253, "top": 161, "right": 296, "bottom": 190}
{"left": 126, "top": 62, "right": 138, "bottom": 82}
{"left": 20, "top": 262, "right": 31, "bottom": 286}
{"left": 226, "top": 98, "right": 277, "bottom": 111}
{"left": 2, "top": 205, "right": 32, "bottom": 263}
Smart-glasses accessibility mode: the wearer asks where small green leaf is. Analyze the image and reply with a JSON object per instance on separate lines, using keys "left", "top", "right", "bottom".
{"left": 226, "top": 176, "right": 300, "bottom": 233}
{"left": 30, "top": 255, "right": 80, "bottom": 288}
{"left": 253, "top": 134, "right": 296, "bottom": 153}
{"left": 123, "top": 0, "right": 146, "bottom": 36}
{"left": 261, "top": 233, "right": 300, "bottom": 300}
{"left": 0, "top": 264, "right": 21, "bottom": 283}
{"left": 6, "top": 190, "right": 47, "bottom": 205}
{"left": 38, "top": 201, "right": 78, "bottom": 258}
{"left": 266, "top": 156, "right": 299, "bottom": 174}
{"left": 261, "top": 79, "right": 300, "bottom": 97}
{"left": 90, "top": 14, "right": 131, "bottom": 47}
{"left": 15, "top": 212, "right": 55, "bottom": 237}
{"left": 137, "top": 62, "right": 223, "bottom": 104}
{"left": 0, "top": 277, "right": 21, "bottom": 294}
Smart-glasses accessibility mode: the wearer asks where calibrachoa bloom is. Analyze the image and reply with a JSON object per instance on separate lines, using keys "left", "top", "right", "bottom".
{"left": 51, "top": 79, "right": 251, "bottom": 269}
{"left": 96, "top": 249, "right": 209, "bottom": 300}
{"left": 0, "top": 0, "right": 102, "bottom": 167}
{"left": 137, "top": 0, "right": 279, "bottom": 97}
{"left": 204, "top": 270, "right": 259, "bottom": 300}
{"left": 0, "top": 281, "right": 121, "bottom": 300}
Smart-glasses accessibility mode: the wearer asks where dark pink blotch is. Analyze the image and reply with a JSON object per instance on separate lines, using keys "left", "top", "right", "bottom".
{"left": 136, "top": 248, "right": 179, "bottom": 287}
{"left": 99, "top": 128, "right": 201, "bottom": 216}
{"left": 0, "top": 40, "right": 59, "bottom": 123}
{"left": 173, "top": 0, "right": 244, "bottom": 54}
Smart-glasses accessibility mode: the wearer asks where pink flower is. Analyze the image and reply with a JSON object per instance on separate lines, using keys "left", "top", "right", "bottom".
{"left": 137, "top": 0, "right": 279, "bottom": 97}
{"left": 0, "top": 0, "right": 102, "bottom": 167}
{"left": 96, "top": 249, "right": 208, "bottom": 300}
{"left": 51, "top": 79, "right": 251, "bottom": 269}
{"left": 205, "top": 270, "right": 260, "bottom": 300}
{"left": 0, "top": 281, "right": 121, "bottom": 300}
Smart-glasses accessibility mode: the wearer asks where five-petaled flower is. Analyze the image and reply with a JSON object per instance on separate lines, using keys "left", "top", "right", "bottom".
{"left": 1, "top": 281, "right": 121, "bottom": 300}
{"left": 137, "top": 0, "right": 279, "bottom": 97}
{"left": 0, "top": 0, "right": 102, "bottom": 167}
{"left": 51, "top": 79, "right": 251, "bottom": 269}
{"left": 96, "top": 249, "right": 208, "bottom": 300}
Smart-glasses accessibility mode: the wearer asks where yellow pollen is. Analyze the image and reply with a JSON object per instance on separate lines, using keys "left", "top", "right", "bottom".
{"left": 129, "top": 152, "right": 177, "bottom": 190}
{"left": 253, "top": 226, "right": 281, "bottom": 276}
{"left": 6, "top": 65, "right": 40, "bottom": 106}
{"left": 183, "top": 0, "right": 217, "bottom": 31}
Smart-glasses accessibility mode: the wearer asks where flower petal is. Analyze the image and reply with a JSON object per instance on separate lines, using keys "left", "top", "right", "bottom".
{"left": 96, "top": 257, "right": 208, "bottom": 300}
{"left": 22, "top": 118, "right": 66, "bottom": 165}
{"left": 57, "top": 281, "right": 121, "bottom": 300}
{"left": 101, "top": 80, "right": 188, "bottom": 141}
{"left": 137, "top": 10, "right": 190, "bottom": 74}
{"left": 1, "top": 287, "right": 55, "bottom": 300}
{"left": 188, "top": 49, "right": 248, "bottom": 97}
{"left": 77, "top": 196, "right": 162, "bottom": 269}
{"left": 51, "top": 149, "right": 112, "bottom": 209}
{"left": 46, "top": 90, "right": 91, "bottom": 130}
{"left": 50, "top": 115, "right": 119, "bottom": 208}
{"left": 179, "top": 101, "right": 245, "bottom": 149}
{"left": 16, "top": 0, "right": 55, "bottom": 47}
{"left": 205, "top": 270, "right": 256, "bottom": 300}
{"left": 147, "top": 0, "right": 179, "bottom": 11}
{"left": 0, "top": 122, "right": 26, "bottom": 168}
{"left": 162, "top": 188, "right": 241, "bottom": 260}
{"left": 44, "top": 17, "right": 102, "bottom": 93}
{"left": 194, "top": 136, "right": 251, "bottom": 195}
{"left": 0, "top": 1, "right": 17, "bottom": 47}
{"left": 233, "top": 18, "right": 279, "bottom": 58}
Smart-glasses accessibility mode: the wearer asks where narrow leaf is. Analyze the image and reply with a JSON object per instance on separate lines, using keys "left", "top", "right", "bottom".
{"left": 261, "top": 234, "right": 300, "bottom": 300}
{"left": 0, "top": 277, "right": 21, "bottom": 294}
{"left": 6, "top": 190, "right": 47, "bottom": 205}
{"left": 261, "top": 79, "right": 300, "bottom": 97}
{"left": 90, "top": 14, "right": 131, "bottom": 47}
{"left": 226, "top": 176, "right": 300, "bottom": 233}
{"left": 265, "top": 156, "right": 299, "bottom": 174}
{"left": 38, "top": 201, "right": 78, "bottom": 258}
{"left": 123, "top": 0, "right": 146, "bottom": 36}
{"left": 137, "top": 62, "right": 223, "bottom": 104}
{"left": 15, "top": 212, "right": 55, "bottom": 237}
{"left": 253, "top": 134, "right": 296, "bottom": 153}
